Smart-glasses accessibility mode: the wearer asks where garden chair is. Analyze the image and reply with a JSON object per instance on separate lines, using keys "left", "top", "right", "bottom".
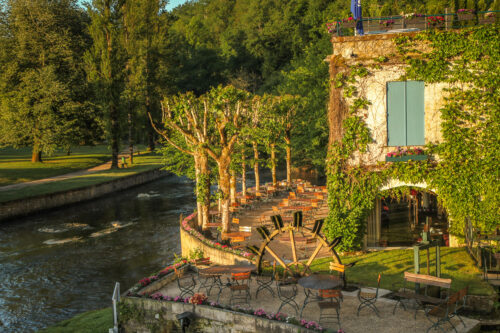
{"left": 318, "top": 288, "right": 342, "bottom": 330}
{"left": 228, "top": 271, "right": 251, "bottom": 306}
{"left": 357, "top": 274, "right": 382, "bottom": 317}
{"left": 276, "top": 279, "right": 299, "bottom": 315}
{"left": 255, "top": 261, "right": 276, "bottom": 299}
{"left": 174, "top": 268, "right": 196, "bottom": 298}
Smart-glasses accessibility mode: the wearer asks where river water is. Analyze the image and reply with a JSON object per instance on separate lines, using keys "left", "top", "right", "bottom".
{"left": 0, "top": 174, "right": 197, "bottom": 332}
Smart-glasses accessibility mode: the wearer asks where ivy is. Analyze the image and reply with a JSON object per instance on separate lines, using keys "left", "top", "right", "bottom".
{"left": 326, "top": 24, "right": 499, "bottom": 250}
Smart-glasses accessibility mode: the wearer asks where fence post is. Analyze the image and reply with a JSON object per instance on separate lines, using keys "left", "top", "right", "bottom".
{"left": 110, "top": 282, "right": 120, "bottom": 333}
{"left": 445, "top": 8, "right": 449, "bottom": 30}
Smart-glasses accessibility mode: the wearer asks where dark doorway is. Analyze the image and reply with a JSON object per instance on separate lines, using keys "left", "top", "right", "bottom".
{"left": 379, "top": 190, "right": 449, "bottom": 247}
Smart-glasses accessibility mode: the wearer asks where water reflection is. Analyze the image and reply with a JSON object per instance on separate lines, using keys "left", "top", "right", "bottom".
{"left": 0, "top": 175, "right": 195, "bottom": 332}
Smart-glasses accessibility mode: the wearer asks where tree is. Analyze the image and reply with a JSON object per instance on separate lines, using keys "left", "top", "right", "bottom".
{"left": 150, "top": 92, "right": 212, "bottom": 230}
{"left": 85, "top": 0, "right": 126, "bottom": 169}
{"left": 0, "top": 0, "right": 98, "bottom": 162}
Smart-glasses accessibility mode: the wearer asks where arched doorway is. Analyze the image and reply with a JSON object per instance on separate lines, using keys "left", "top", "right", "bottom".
{"left": 366, "top": 186, "right": 449, "bottom": 248}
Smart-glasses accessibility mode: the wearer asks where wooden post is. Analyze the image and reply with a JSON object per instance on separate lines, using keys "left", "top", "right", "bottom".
{"left": 436, "top": 245, "right": 441, "bottom": 277}
{"left": 413, "top": 245, "right": 421, "bottom": 292}
{"left": 445, "top": 8, "right": 449, "bottom": 30}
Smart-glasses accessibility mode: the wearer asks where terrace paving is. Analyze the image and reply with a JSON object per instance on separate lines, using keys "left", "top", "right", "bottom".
{"left": 155, "top": 270, "right": 479, "bottom": 333}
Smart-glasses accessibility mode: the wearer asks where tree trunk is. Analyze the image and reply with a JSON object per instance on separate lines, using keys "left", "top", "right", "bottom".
{"left": 270, "top": 143, "right": 277, "bottom": 186}
{"left": 230, "top": 169, "right": 236, "bottom": 204}
{"left": 241, "top": 153, "right": 247, "bottom": 196}
{"left": 253, "top": 141, "right": 260, "bottom": 192}
{"left": 110, "top": 103, "right": 120, "bottom": 169}
{"left": 285, "top": 132, "right": 291, "bottom": 186}
{"left": 128, "top": 111, "right": 134, "bottom": 164}
{"left": 217, "top": 155, "right": 231, "bottom": 233}
{"left": 147, "top": 128, "right": 155, "bottom": 152}
{"left": 328, "top": 56, "right": 348, "bottom": 146}
{"left": 31, "top": 146, "right": 42, "bottom": 163}
{"left": 195, "top": 151, "right": 210, "bottom": 230}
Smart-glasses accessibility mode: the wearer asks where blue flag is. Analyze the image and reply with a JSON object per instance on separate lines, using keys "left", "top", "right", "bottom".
{"left": 350, "top": 0, "right": 364, "bottom": 35}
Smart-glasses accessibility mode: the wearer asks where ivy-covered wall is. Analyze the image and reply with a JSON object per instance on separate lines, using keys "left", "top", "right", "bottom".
{"left": 325, "top": 25, "right": 499, "bottom": 251}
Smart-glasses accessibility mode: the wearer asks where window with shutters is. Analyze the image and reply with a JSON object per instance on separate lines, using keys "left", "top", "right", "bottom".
{"left": 386, "top": 81, "right": 425, "bottom": 146}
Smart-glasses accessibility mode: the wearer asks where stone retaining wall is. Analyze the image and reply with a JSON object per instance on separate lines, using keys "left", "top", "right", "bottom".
{"left": 120, "top": 297, "right": 318, "bottom": 333}
{"left": 180, "top": 221, "right": 252, "bottom": 265}
{"left": 0, "top": 169, "right": 167, "bottom": 222}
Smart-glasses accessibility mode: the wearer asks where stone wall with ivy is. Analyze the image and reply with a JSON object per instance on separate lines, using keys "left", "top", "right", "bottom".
{"left": 325, "top": 25, "right": 499, "bottom": 251}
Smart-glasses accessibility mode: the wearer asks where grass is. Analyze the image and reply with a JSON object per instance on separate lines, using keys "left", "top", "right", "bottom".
{"left": 265, "top": 247, "right": 496, "bottom": 296}
{"left": 40, "top": 308, "right": 112, "bottom": 333}
{"left": 0, "top": 153, "right": 164, "bottom": 203}
{"left": 0, "top": 145, "right": 150, "bottom": 186}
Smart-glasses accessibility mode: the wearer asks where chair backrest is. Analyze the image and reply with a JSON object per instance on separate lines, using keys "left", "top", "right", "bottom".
{"left": 239, "top": 226, "right": 252, "bottom": 233}
{"left": 403, "top": 272, "right": 452, "bottom": 289}
{"left": 240, "top": 197, "right": 247, "bottom": 204}
{"left": 289, "top": 192, "right": 296, "bottom": 199}
{"left": 319, "top": 288, "right": 342, "bottom": 299}
{"left": 376, "top": 274, "right": 382, "bottom": 290}
{"left": 194, "top": 257, "right": 211, "bottom": 266}
{"left": 232, "top": 218, "right": 240, "bottom": 224}
{"left": 232, "top": 271, "right": 251, "bottom": 281}
{"left": 330, "top": 262, "right": 345, "bottom": 273}
{"left": 231, "top": 236, "right": 245, "bottom": 243}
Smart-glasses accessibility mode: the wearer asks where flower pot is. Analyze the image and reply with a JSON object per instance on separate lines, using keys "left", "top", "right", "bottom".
{"left": 457, "top": 13, "right": 475, "bottom": 21}
{"left": 385, "top": 154, "right": 428, "bottom": 162}
{"left": 479, "top": 15, "right": 496, "bottom": 24}
{"left": 405, "top": 17, "right": 426, "bottom": 29}
{"left": 341, "top": 21, "right": 357, "bottom": 29}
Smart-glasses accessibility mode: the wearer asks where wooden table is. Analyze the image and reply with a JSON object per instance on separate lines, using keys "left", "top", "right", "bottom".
{"left": 199, "top": 264, "right": 256, "bottom": 276}
{"left": 298, "top": 274, "right": 342, "bottom": 317}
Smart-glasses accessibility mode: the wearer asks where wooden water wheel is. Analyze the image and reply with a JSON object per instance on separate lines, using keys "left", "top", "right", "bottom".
{"left": 248, "top": 211, "right": 343, "bottom": 277}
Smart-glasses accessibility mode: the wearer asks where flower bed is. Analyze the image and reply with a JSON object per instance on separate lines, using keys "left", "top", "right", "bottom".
{"left": 181, "top": 212, "right": 255, "bottom": 260}
{"left": 126, "top": 291, "right": 339, "bottom": 333}
{"left": 126, "top": 260, "right": 188, "bottom": 295}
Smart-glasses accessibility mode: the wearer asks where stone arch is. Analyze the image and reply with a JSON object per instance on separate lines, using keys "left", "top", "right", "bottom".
{"left": 365, "top": 178, "right": 448, "bottom": 248}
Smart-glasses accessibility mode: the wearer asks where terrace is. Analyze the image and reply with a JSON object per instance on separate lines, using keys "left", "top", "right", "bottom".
{"left": 327, "top": 10, "right": 498, "bottom": 37}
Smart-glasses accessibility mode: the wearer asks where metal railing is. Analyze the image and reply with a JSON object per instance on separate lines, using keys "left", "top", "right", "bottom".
{"left": 464, "top": 218, "right": 500, "bottom": 283}
{"left": 329, "top": 10, "right": 499, "bottom": 37}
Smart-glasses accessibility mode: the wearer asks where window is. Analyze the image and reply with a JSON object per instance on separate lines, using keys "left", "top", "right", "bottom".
{"left": 386, "top": 81, "right": 425, "bottom": 146}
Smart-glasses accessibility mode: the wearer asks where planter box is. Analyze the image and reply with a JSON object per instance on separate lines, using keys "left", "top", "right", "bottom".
{"left": 385, "top": 154, "right": 428, "bottom": 162}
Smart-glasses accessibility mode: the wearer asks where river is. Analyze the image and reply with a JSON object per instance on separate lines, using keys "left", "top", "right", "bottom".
{"left": 0, "top": 174, "right": 197, "bottom": 332}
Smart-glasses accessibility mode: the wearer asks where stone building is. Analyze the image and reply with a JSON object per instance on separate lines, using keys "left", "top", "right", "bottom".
{"left": 327, "top": 33, "right": 454, "bottom": 248}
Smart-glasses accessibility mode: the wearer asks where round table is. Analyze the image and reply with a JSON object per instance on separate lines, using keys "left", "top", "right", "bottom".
{"left": 298, "top": 274, "right": 342, "bottom": 317}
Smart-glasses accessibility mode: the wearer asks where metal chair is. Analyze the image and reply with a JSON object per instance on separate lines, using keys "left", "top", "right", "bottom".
{"left": 357, "top": 273, "right": 382, "bottom": 317}
{"left": 318, "top": 288, "right": 342, "bottom": 330}
{"left": 255, "top": 261, "right": 276, "bottom": 299}
{"left": 175, "top": 268, "right": 196, "bottom": 298}
{"left": 276, "top": 280, "right": 299, "bottom": 315}
{"left": 228, "top": 271, "right": 251, "bottom": 306}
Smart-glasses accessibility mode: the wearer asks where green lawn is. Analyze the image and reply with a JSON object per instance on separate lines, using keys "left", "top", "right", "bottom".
{"left": 0, "top": 146, "right": 113, "bottom": 186}
{"left": 266, "top": 247, "right": 495, "bottom": 296}
{"left": 0, "top": 153, "right": 163, "bottom": 203}
{"left": 40, "top": 308, "right": 112, "bottom": 333}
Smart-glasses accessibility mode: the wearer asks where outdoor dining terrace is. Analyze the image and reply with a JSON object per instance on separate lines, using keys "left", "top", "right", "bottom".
{"left": 121, "top": 260, "right": 480, "bottom": 333}
{"left": 327, "top": 10, "right": 498, "bottom": 36}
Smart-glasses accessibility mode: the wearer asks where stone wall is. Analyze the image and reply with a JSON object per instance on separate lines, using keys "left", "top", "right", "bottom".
{"left": 0, "top": 169, "right": 167, "bottom": 222}
{"left": 180, "top": 223, "right": 252, "bottom": 265}
{"left": 120, "top": 297, "right": 318, "bottom": 333}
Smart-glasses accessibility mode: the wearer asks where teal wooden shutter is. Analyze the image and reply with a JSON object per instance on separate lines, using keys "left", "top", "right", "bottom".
{"left": 387, "top": 82, "right": 406, "bottom": 146}
{"left": 406, "top": 81, "right": 425, "bottom": 145}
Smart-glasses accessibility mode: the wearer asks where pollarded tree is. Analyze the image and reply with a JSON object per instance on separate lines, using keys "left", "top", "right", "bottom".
{"left": 85, "top": 0, "right": 126, "bottom": 169}
{"left": 0, "top": 0, "right": 98, "bottom": 162}
{"left": 150, "top": 92, "right": 212, "bottom": 230}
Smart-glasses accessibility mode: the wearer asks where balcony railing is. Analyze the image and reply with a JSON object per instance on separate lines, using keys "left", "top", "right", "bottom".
{"left": 328, "top": 10, "right": 498, "bottom": 37}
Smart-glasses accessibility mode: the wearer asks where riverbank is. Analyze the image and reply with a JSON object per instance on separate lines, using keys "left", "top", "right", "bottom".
{"left": 39, "top": 308, "right": 112, "bottom": 333}
{"left": 0, "top": 153, "right": 165, "bottom": 222}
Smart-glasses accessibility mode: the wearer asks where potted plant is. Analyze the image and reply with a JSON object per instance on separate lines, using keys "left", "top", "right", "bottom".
{"left": 457, "top": 9, "right": 476, "bottom": 21}
{"left": 379, "top": 19, "right": 395, "bottom": 30}
{"left": 385, "top": 147, "right": 428, "bottom": 162}
{"left": 480, "top": 12, "right": 496, "bottom": 24}
{"left": 426, "top": 16, "right": 445, "bottom": 28}
{"left": 341, "top": 16, "right": 357, "bottom": 28}
{"left": 326, "top": 21, "right": 341, "bottom": 34}
{"left": 403, "top": 13, "right": 426, "bottom": 29}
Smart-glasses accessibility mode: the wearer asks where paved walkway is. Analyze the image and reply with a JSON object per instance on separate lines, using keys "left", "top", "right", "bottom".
{"left": 0, "top": 151, "right": 133, "bottom": 192}
{"left": 158, "top": 272, "right": 479, "bottom": 333}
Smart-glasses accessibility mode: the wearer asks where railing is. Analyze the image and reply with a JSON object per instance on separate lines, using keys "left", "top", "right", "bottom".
{"left": 464, "top": 218, "right": 500, "bottom": 283}
{"left": 328, "top": 10, "right": 499, "bottom": 37}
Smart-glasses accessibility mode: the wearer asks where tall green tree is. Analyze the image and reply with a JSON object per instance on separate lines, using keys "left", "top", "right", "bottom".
{"left": 85, "top": 0, "right": 125, "bottom": 168}
{"left": 0, "top": 0, "right": 98, "bottom": 162}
